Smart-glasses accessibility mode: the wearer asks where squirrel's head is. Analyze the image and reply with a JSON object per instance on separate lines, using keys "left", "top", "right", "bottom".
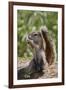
{"left": 26, "top": 32, "right": 43, "bottom": 49}
{"left": 26, "top": 29, "right": 46, "bottom": 50}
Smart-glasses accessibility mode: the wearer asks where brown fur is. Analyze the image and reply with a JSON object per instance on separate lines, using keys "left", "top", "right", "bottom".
{"left": 41, "top": 26, "right": 56, "bottom": 65}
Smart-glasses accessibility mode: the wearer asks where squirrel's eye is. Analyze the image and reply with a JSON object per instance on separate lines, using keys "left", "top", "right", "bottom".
{"left": 34, "top": 34, "right": 38, "bottom": 36}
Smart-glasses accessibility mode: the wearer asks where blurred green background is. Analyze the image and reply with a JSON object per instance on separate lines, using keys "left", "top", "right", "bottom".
{"left": 17, "top": 10, "right": 58, "bottom": 61}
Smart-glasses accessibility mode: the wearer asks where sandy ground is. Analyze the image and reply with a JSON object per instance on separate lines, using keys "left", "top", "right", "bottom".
{"left": 17, "top": 60, "right": 58, "bottom": 80}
